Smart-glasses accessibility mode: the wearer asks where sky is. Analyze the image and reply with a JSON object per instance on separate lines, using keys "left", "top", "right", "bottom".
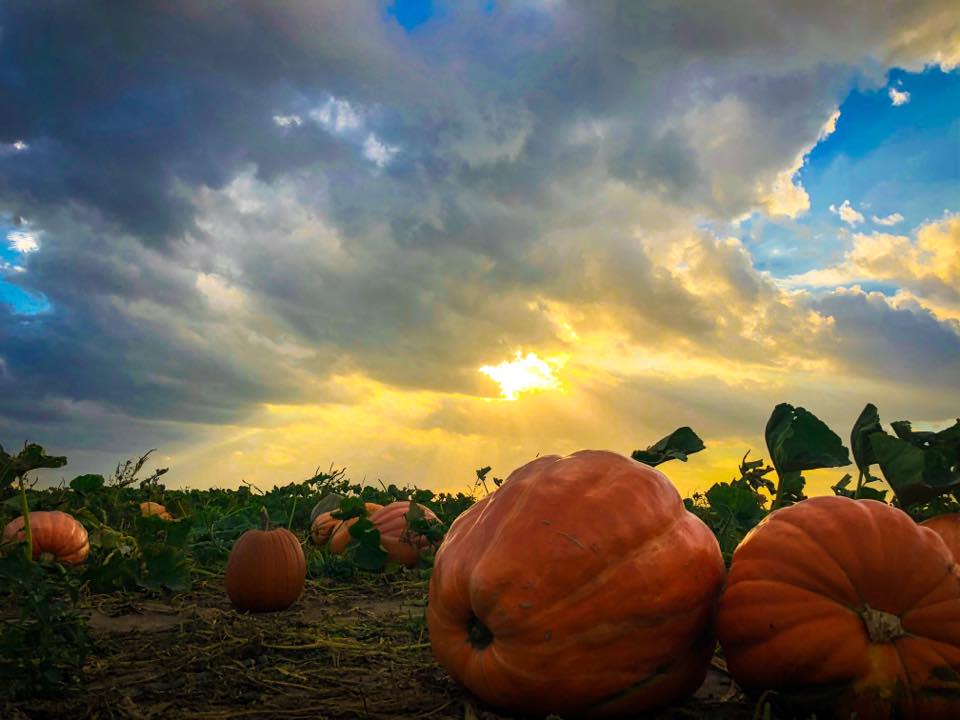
{"left": 1, "top": 1, "right": 958, "bottom": 497}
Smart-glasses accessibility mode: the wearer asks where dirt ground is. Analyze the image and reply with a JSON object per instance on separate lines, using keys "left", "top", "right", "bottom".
{"left": 8, "top": 576, "right": 761, "bottom": 720}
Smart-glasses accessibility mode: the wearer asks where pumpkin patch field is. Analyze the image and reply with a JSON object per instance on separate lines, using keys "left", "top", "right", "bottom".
{"left": 2, "top": 402, "right": 959, "bottom": 719}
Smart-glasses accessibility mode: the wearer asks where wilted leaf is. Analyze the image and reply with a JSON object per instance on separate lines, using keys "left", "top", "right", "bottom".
{"left": 631, "top": 427, "right": 705, "bottom": 466}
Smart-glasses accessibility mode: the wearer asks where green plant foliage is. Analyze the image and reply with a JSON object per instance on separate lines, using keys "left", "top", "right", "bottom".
{"left": 631, "top": 426, "right": 706, "bottom": 466}
{"left": 765, "top": 403, "right": 850, "bottom": 508}
{"left": 0, "top": 550, "right": 88, "bottom": 700}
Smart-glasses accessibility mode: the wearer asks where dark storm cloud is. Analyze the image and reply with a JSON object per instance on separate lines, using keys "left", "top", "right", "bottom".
{"left": 0, "top": 1, "right": 405, "bottom": 242}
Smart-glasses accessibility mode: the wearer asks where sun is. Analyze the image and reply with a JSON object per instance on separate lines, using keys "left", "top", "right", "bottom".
{"left": 479, "top": 351, "right": 564, "bottom": 401}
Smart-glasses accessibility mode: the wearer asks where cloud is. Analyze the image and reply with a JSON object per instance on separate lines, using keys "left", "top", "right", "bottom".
{"left": 782, "top": 214, "right": 960, "bottom": 318}
{"left": 362, "top": 134, "right": 399, "bottom": 167}
{"left": 272, "top": 114, "right": 303, "bottom": 128}
{"left": 830, "top": 199, "right": 866, "bottom": 225}
{"left": 1, "top": 2, "right": 958, "bottom": 487}
{"left": 889, "top": 87, "right": 911, "bottom": 106}
{"left": 872, "top": 212, "right": 905, "bottom": 226}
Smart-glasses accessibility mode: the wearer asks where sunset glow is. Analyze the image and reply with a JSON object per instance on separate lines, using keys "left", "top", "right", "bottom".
{"left": 0, "top": 3, "right": 956, "bottom": 497}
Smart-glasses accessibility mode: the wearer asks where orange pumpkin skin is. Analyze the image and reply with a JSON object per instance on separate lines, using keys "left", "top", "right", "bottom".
{"left": 312, "top": 502, "right": 383, "bottom": 547}
{"left": 3, "top": 511, "right": 89, "bottom": 565}
{"left": 426, "top": 450, "right": 725, "bottom": 718}
{"left": 225, "top": 525, "right": 306, "bottom": 612}
{"left": 921, "top": 514, "right": 960, "bottom": 561}
{"left": 368, "top": 501, "right": 440, "bottom": 568}
{"left": 717, "top": 496, "right": 960, "bottom": 720}
{"left": 140, "top": 501, "right": 173, "bottom": 521}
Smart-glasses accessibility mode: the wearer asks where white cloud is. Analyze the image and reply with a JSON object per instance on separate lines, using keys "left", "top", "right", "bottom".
{"left": 7, "top": 231, "right": 39, "bottom": 253}
{"left": 362, "top": 133, "right": 398, "bottom": 167}
{"left": 310, "top": 96, "right": 363, "bottom": 134}
{"left": 829, "top": 199, "right": 865, "bottom": 225}
{"left": 272, "top": 114, "right": 303, "bottom": 128}
{"left": 889, "top": 87, "right": 911, "bottom": 106}
{"left": 872, "top": 212, "right": 905, "bottom": 226}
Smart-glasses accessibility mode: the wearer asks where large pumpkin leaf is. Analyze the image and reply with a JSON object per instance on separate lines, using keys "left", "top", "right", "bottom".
{"left": 140, "top": 544, "right": 192, "bottom": 591}
{"left": 870, "top": 421, "right": 960, "bottom": 506}
{"left": 631, "top": 426, "right": 705, "bottom": 466}
{"left": 347, "top": 517, "right": 388, "bottom": 571}
{"left": 0, "top": 443, "right": 67, "bottom": 485}
{"left": 765, "top": 404, "right": 850, "bottom": 508}
{"left": 69, "top": 474, "right": 105, "bottom": 494}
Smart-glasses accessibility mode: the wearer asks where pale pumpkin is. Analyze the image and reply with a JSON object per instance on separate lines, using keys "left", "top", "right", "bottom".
{"left": 140, "top": 501, "right": 173, "bottom": 521}
{"left": 3, "top": 510, "right": 90, "bottom": 565}
{"left": 717, "top": 496, "right": 960, "bottom": 719}
{"left": 427, "top": 450, "right": 725, "bottom": 718}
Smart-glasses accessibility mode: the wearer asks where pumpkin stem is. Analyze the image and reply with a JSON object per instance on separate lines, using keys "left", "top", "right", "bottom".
{"left": 260, "top": 506, "right": 271, "bottom": 531}
{"left": 17, "top": 475, "right": 33, "bottom": 563}
{"left": 466, "top": 613, "right": 493, "bottom": 650}
{"left": 860, "top": 606, "right": 905, "bottom": 643}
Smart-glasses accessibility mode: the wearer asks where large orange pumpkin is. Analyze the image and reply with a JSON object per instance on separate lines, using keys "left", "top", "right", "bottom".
{"left": 717, "top": 496, "right": 960, "bottom": 719}
{"left": 225, "top": 509, "right": 306, "bottom": 613}
{"left": 140, "top": 501, "right": 173, "bottom": 521}
{"left": 311, "top": 502, "right": 383, "bottom": 547}
{"left": 2, "top": 511, "right": 90, "bottom": 565}
{"left": 921, "top": 513, "right": 960, "bottom": 560}
{"left": 427, "top": 450, "right": 725, "bottom": 718}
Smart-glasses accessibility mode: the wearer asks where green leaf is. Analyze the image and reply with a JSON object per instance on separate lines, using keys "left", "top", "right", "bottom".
{"left": 332, "top": 496, "right": 370, "bottom": 521}
{"left": 871, "top": 430, "right": 960, "bottom": 506}
{"left": 347, "top": 517, "right": 388, "bottom": 571}
{"left": 631, "top": 426, "right": 705, "bottom": 466}
{"left": 0, "top": 443, "right": 68, "bottom": 485}
{"left": 851, "top": 404, "right": 882, "bottom": 473}
{"left": 766, "top": 404, "right": 851, "bottom": 474}
{"left": 765, "top": 403, "right": 850, "bottom": 508}
{"left": 140, "top": 544, "right": 192, "bottom": 591}
{"left": 69, "top": 474, "right": 105, "bottom": 493}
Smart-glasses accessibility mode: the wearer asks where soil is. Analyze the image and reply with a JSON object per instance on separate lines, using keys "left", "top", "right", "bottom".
{"left": 7, "top": 576, "right": 761, "bottom": 720}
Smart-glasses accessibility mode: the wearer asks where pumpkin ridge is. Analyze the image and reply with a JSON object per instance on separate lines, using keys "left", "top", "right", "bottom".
{"left": 772, "top": 511, "right": 867, "bottom": 608}
{"left": 725, "top": 577, "right": 861, "bottom": 616}
{"left": 539, "top": 510, "right": 687, "bottom": 613}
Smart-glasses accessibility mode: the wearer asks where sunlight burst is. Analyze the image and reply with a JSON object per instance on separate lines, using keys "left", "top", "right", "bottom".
{"left": 479, "top": 351, "right": 563, "bottom": 401}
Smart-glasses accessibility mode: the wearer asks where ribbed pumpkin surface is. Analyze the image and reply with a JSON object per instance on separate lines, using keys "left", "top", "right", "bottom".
{"left": 225, "top": 526, "right": 306, "bottom": 613}
{"left": 313, "top": 502, "right": 383, "bottom": 547}
{"left": 717, "top": 496, "right": 960, "bottom": 720}
{"left": 921, "top": 513, "right": 960, "bottom": 561}
{"left": 427, "top": 449, "right": 725, "bottom": 718}
{"left": 3, "top": 510, "right": 90, "bottom": 565}
{"left": 369, "top": 501, "right": 439, "bottom": 568}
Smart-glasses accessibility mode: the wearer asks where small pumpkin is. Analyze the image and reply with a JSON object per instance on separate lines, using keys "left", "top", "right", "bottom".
{"left": 225, "top": 508, "right": 306, "bottom": 613}
{"left": 921, "top": 513, "right": 960, "bottom": 560}
{"left": 312, "top": 502, "right": 383, "bottom": 547}
{"left": 2, "top": 510, "right": 90, "bottom": 565}
{"left": 140, "top": 501, "right": 173, "bottom": 521}
{"left": 427, "top": 450, "right": 725, "bottom": 718}
{"left": 717, "top": 496, "right": 960, "bottom": 719}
